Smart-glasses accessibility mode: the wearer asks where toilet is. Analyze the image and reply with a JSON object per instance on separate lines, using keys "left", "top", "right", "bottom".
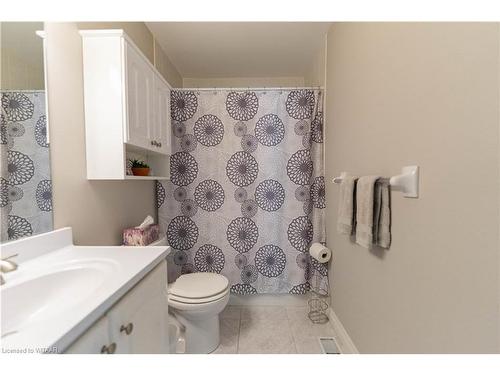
{"left": 150, "top": 237, "right": 230, "bottom": 353}
{"left": 168, "top": 272, "right": 230, "bottom": 354}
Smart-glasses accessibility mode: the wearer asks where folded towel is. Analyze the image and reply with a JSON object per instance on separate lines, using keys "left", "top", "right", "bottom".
{"left": 337, "top": 175, "right": 358, "bottom": 235}
{"left": 355, "top": 176, "right": 380, "bottom": 248}
{"left": 372, "top": 180, "right": 383, "bottom": 245}
{"left": 373, "top": 180, "right": 391, "bottom": 248}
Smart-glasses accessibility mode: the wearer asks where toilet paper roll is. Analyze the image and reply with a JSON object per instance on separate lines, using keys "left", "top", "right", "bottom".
{"left": 309, "top": 242, "right": 332, "bottom": 263}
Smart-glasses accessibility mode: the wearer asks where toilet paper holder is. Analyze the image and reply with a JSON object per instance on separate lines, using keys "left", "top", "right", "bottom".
{"left": 308, "top": 243, "right": 331, "bottom": 324}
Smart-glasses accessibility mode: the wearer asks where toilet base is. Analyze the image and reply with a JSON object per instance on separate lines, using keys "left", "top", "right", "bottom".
{"left": 167, "top": 276, "right": 230, "bottom": 354}
{"left": 172, "top": 312, "right": 220, "bottom": 354}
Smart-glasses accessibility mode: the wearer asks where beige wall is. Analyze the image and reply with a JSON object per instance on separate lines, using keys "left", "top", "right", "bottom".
{"left": 181, "top": 30, "right": 328, "bottom": 89}
{"left": 304, "top": 36, "right": 327, "bottom": 87}
{"left": 325, "top": 23, "right": 500, "bottom": 353}
{"left": 45, "top": 22, "right": 159, "bottom": 245}
{"left": 154, "top": 40, "right": 182, "bottom": 88}
{"left": 1, "top": 22, "right": 45, "bottom": 90}
{"left": 182, "top": 76, "right": 305, "bottom": 88}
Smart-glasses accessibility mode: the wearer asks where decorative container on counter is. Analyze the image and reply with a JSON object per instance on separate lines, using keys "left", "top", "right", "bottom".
{"left": 123, "top": 224, "right": 160, "bottom": 246}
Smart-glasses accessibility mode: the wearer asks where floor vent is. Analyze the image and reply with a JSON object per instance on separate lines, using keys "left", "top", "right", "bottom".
{"left": 319, "top": 337, "right": 341, "bottom": 354}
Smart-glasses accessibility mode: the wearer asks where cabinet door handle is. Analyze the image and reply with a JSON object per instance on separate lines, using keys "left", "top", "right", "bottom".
{"left": 158, "top": 142, "right": 162, "bottom": 147}
{"left": 120, "top": 322, "right": 134, "bottom": 335}
{"left": 150, "top": 140, "right": 155, "bottom": 146}
{"left": 101, "top": 342, "right": 117, "bottom": 354}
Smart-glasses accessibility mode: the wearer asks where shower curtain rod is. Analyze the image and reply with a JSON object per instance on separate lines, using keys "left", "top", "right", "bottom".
{"left": 174, "top": 87, "right": 324, "bottom": 91}
{"left": 0, "top": 89, "right": 45, "bottom": 92}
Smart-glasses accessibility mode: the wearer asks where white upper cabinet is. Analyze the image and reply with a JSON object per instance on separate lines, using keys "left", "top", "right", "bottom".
{"left": 80, "top": 30, "right": 171, "bottom": 180}
{"left": 152, "top": 76, "right": 171, "bottom": 155}
{"left": 125, "top": 43, "right": 155, "bottom": 150}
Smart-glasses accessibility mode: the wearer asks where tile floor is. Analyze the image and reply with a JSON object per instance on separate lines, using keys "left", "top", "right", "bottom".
{"left": 212, "top": 305, "right": 340, "bottom": 354}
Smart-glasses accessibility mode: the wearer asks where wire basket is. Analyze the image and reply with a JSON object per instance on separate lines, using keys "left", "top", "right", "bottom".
{"left": 307, "top": 271, "right": 330, "bottom": 324}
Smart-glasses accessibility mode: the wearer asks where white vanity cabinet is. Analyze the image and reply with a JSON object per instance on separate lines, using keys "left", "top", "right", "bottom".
{"left": 64, "top": 317, "right": 111, "bottom": 354}
{"left": 80, "top": 29, "right": 171, "bottom": 180}
{"left": 64, "top": 261, "right": 169, "bottom": 354}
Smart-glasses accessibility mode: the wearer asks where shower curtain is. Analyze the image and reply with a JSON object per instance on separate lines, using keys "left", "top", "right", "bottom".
{"left": 1, "top": 91, "right": 53, "bottom": 242}
{"left": 157, "top": 89, "right": 327, "bottom": 294}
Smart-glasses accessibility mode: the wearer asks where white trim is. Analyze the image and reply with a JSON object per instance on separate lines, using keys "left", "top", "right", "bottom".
{"left": 79, "top": 29, "right": 125, "bottom": 38}
{"left": 176, "top": 87, "right": 324, "bottom": 91}
{"left": 328, "top": 307, "right": 359, "bottom": 354}
{"left": 40, "top": 26, "right": 50, "bottom": 144}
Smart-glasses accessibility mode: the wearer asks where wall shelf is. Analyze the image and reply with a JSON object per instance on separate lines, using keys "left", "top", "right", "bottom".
{"left": 124, "top": 175, "right": 169, "bottom": 181}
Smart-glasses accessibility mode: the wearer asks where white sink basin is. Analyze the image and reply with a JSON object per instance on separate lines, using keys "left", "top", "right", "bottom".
{"left": 0, "top": 227, "right": 169, "bottom": 352}
{"left": 1, "top": 259, "right": 118, "bottom": 336}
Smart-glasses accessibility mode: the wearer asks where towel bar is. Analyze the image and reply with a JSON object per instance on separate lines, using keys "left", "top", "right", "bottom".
{"left": 332, "top": 165, "right": 419, "bottom": 198}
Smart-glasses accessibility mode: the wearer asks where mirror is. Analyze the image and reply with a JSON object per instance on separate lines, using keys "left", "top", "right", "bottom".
{"left": 1, "top": 22, "right": 53, "bottom": 242}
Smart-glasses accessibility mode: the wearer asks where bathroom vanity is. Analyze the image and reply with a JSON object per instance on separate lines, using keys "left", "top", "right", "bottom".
{"left": 0, "top": 228, "right": 170, "bottom": 354}
{"left": 65, "top": 261, "right": 168, "bottom": 354}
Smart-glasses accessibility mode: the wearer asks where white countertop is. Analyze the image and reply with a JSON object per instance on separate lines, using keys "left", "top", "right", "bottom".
{"left": 1, "top": 229, "right": 170, "bottom": 353}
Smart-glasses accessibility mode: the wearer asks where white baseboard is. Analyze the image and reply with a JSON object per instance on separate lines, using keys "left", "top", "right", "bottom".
{"left": 328, "top": 307, "right": 359, "bottom": 354}
{"left": 229, "top": 293, "right": 309, "bottom": 307}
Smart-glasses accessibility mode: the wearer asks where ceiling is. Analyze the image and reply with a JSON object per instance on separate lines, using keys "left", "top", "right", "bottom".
{"left": 146, "top": 22, "right": 331, "bottom": 78}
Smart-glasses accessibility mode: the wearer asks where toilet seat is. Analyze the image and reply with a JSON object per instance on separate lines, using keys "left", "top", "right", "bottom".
{"left": 168, "top": 272, "right": 230, "bottom": 305}
{"left": 169, "top": 287, "right": 229, "bottom": 304}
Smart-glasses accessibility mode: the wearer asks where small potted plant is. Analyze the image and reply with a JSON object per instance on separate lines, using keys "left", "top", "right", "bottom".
{"left": 131, "top": 159, "right": 150, "bottom": 176}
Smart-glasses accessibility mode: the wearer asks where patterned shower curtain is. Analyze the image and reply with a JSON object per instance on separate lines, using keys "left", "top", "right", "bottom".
{"left": 157, "top": 89, "right": 327, "bottom": 294}
{"left": 1, "top": 91, "right": 53, "bottom": 242}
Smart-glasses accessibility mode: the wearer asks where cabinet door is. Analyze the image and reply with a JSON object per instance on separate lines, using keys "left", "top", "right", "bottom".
{"left": 125, "top": 290, "right": 168, "bottom": 354}
{"left": 64, "top": 316, "right": 112, "bottom": 354}
{"left": 152, "top": 77, "right": 171, "bottom": 155}
{"left": 107, "top": 261, "right": 169, "bottom": 354}
{"left": 125, "top": 43, "right": 154, "bottom": 150}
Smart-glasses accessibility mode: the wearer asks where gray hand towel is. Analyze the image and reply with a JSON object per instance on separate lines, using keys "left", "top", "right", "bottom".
{"left": 373, "top": 180, "right": 391, "bottom": 248}
{"left": 372, "top": 180, "right": 383, "bottom": 245}
{"left": 355, "top": 176, "right": 380, "bottom": 248}
{"left": 337, "top": 175, "right": 358, "bottom": 235}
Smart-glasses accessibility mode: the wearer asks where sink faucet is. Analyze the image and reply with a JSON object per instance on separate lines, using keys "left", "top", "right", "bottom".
{"left": 0, "top": 254, "right": 18, "bottom": 286}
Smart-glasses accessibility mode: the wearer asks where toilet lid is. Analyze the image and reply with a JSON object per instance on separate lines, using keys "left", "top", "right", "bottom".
{"left": 169, "top": 272, "right": 229, "bottom": 299}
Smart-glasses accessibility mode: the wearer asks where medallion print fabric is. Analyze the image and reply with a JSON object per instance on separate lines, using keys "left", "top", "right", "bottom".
{"left": 1, "top": 91, "right": 53, "bottom": 242}
{"left": 158, "top": 89, "right": 326, "bottom": 294}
